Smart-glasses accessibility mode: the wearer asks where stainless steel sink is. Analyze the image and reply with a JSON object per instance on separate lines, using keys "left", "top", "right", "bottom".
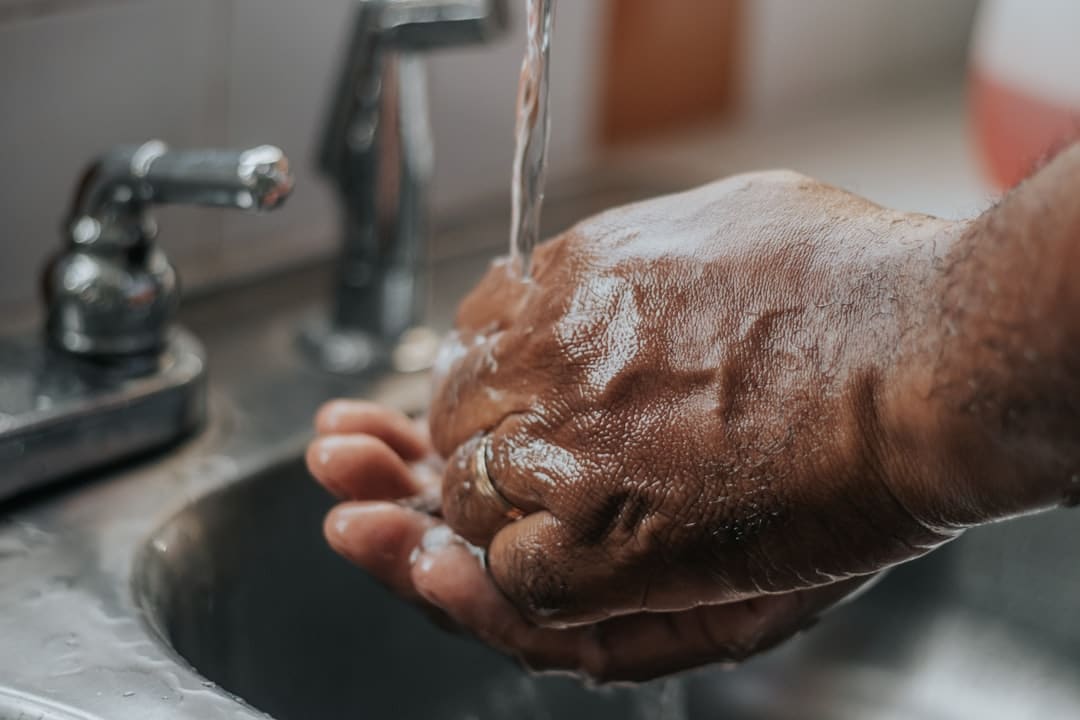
{"left": 132, "top": 455, "right": 1080, "bottom": 720}
{"left": 135, "top": 457, "right": 679, "bottom": 719}
{"left": 0, "top": 689, "right": 99, "bottom": 720}
{"left": 3, "top": 171, "right": 1080, "bottom": 720}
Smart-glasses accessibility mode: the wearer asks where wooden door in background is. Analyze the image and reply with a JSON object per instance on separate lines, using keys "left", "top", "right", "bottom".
{"left": 600, "top": 0, "right": 742, "bottom": 146}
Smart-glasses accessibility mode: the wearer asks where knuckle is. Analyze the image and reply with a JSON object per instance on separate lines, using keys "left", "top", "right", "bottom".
{"left": 569, "top": 484, "right": 652, "bottom": 548}
{"left": 494, "top": 543, "right": 574, "bottom": 622}
{"left": 517, "top": 567, "right": 573, "bottom": 622}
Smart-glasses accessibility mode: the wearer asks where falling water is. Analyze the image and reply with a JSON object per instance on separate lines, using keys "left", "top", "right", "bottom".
{"left": 507, "top": 6, "right": 687, "bottom": 717}
{"left": 508, "top": 0, "right": 556, "bottom": 278}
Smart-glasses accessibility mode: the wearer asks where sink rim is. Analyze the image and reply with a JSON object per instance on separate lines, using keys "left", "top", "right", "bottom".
{"left": 0, "top": 687, "right": 105, "bottom": 720}
{"left": 128, "top": 437, "right": 311, "bottom": 663}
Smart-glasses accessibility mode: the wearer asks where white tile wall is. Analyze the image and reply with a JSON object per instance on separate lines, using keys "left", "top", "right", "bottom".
{"left": 0, "top": 0, "right": 604, "bottom": 319}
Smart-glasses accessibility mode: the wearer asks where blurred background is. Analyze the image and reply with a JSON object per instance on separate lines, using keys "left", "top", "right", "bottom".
{"left": 2, "top": 0, "right": 1076, "bottom": 324}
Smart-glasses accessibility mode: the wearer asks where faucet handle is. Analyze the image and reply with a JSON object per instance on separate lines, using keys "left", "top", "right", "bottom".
{"left": 48, "top": 141, "right": 294, "bottom": 359}
{"left": 70, "top": 140, "right": 294, "bottom": 249}
{"left": 134, "top": 141, "right": 293, "bottom": 212}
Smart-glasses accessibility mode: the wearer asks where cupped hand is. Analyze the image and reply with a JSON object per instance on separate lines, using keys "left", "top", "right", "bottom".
{"left": 309, "top": 146, "right": 1080, "bottom": 680}
{"left": 308, "top": 400, "right": 867, "bottom": 683}
{"left": 427, "top": 171, "right": 973, "bottom": 627}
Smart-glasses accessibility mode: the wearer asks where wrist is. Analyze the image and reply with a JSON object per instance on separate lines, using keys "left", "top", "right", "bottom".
{"left": 875, "top": 227, "right": 1002, "bottom": 532}
{"left": 888, "top": 143, "right": 1080, "bottom": 526}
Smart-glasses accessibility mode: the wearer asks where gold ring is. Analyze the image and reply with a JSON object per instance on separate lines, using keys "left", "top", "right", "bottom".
{"left": 474, "top": 435, "right": 526, "bottom": 521}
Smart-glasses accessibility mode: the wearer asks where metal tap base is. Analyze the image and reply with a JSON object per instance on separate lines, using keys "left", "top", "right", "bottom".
{"left": 0, "top": 328, "right": 206, "bottom": 502}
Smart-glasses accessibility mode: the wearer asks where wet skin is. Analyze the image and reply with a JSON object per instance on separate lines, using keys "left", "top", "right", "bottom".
{"left": 308, "top": 144, "right": 1080, "bottom": 682}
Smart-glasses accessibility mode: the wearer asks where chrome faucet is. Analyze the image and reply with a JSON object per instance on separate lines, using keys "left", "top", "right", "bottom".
{"left": 0, "top": 141, "right": 293, "bottom": 502}
{"left": 301, "top": 0, "right": 508, "bottom": 374}
{"left": 48, "top": 141, "right": 293, "bottom": 361}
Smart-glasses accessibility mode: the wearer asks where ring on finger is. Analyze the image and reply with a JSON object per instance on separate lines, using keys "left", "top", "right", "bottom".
{"left": 473, "top": 434, "right": 526, "bottom": 521}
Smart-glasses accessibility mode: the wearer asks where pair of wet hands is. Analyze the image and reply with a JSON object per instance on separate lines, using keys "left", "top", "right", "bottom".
{"left": 307, "top": 170, "right": 994, "bottom": 683}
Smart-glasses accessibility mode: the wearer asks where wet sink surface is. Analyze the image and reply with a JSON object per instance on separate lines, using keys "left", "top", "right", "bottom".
{"left": 0, "top": 690, "right": 98, "bottom": 720}
{"left": 135, "top": 458, "right": 1080, "bottom": 720}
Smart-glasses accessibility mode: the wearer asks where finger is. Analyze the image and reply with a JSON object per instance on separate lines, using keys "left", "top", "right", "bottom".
{"left": 487, "top": 507, "right": 862, "bottom": 629}
{"left": 431, "top": 245, "right": 571, "bottom": 455}
{"left": 486, "top": 512, "right": 647, "bottom": 627}
{"left": 439, "top": 434, "right": 542, "bottom": 546}
{"left": 414, "top": 538, "right": 870, "bottom": 683}
{"left": 411, "top": 536, "right": 594, "bottom": 675}
{"left": 324, "top": 502, "right": 438, "bottom": 601}
{"left": 582, "top": 577, "right": 869, "bottom": 684}
{"left": 454, "top": 256, "right": 532, "bottom": 335}
{"left": 314, "top": 401, "right": 430, "bottom": 461}
{"left": 454, "top": 231, "right": 570, "bottom": 335}
{"left": 428, "top": 330, "right": 535, "bottom": 456}
{"left": 482, "top": 412, "right": 576, "bottom": 512}
{"left": 439, "top": 419, "right": 574, "bottom": 546}
{"left": 307, "top": 435, "right": 426, "bottom": 500}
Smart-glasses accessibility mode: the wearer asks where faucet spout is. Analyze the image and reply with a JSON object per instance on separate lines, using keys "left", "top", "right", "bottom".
{"left": 303, "top": 0, "right": 508, "bottom": 374}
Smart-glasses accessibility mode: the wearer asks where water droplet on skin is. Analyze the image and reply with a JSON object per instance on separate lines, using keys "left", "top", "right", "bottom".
{"left": 417, "top": 524, "right": 487, "bottom": 565}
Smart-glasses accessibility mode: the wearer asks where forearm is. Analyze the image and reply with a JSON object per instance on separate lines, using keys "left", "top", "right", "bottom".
{"left": 899, "top": 142, "right": 1080, "bottom": 526}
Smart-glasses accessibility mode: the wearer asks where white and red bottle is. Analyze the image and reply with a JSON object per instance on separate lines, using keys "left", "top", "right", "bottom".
{"left": 970, "top": 0, "right": 1080, "bottom": 189}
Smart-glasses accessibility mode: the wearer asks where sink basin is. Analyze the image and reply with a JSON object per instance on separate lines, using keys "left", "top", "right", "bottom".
{"left": 135, "top": 457, "right": 1080, "bottom": 719}
{"left": 135, "top": 458, "right": 680, "bottom": 719}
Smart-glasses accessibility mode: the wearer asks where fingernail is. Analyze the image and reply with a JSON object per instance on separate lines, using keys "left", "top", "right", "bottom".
{"left": 411, "top": 549, "right": 449, "bottom": 606}
{"left": 327, "top": 504, "right": 380, "bottom": 537}
{"left": 416, "top": 553, "right": 438, "bottom": 575}
{"left": 315, "top": 435, "right": 354, "bottom": 466}
{"left": 317, "top": 400, "right": 359, "bottom": 432}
